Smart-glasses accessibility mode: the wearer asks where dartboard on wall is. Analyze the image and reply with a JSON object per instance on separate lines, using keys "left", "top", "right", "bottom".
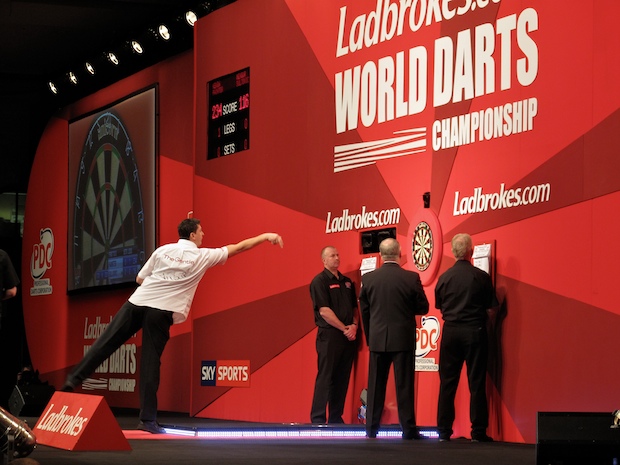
{"left": 412, "top": 221, "right": 433, "bottom": 272}
{"left": 72, "top": 112, "right": 146, "bottom": 291}
{"left": 407, "top": 208, "right": 442, "bottom": 286}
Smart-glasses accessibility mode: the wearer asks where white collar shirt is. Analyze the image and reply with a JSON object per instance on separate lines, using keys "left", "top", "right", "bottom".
{"left": 128, "top": 239, "right": 228, "bottom": 323}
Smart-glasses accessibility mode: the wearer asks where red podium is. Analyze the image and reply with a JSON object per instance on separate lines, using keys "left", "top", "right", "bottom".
{"left": 33, "top": 392, "right": 131, "bottom": 451}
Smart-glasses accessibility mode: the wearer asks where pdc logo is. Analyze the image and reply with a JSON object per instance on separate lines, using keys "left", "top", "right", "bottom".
{"left": 415, "top": 316, "right": 440, "bottom": 358}
{"left": 31, "top": 228, "right": 54, "bottom": 279}
{"left": 201, "top": 360, "right": 250, "bottom": 387}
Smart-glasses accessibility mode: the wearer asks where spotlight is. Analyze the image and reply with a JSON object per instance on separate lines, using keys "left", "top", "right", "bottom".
{"left": 130, "top": 40, "right": 144, "bottom": 54}
{"left": 48, "top": 81, "right": 58, "bottom": 94}
{"left": 106, "top": 52, "right": 119, "bottom": 65}
{"left": 85, "top": 62, "right": 96, "bottom": 75}
{"left": 68, "top": 72, "right": 78, "bottom": 85}
{"left": 158, "top": 24, "right": 171, "bottom": 40}
{"left": 185, "top": 10, "right": 198, "bottom": 26}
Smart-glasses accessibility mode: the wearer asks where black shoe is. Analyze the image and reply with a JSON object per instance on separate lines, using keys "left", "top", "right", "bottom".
{"left": 471, "top": 434, "right": 493, "bottom": 442}
{"left": 137, "top": 420, "right": 166, "bottom": 434}
{"left": 439, "top": 436, "right": 451, "bottom": 442}
{"left": 328, "top": 418, "right": 344, "bottom": 424}
{"left": 59, "top": 384, "right": 74, "bottom": 392}
{"left": 367, "top": 430, "right": 377, "bottom": 439}
{"left": 402, "top": 431, "right": 425, "bottom": 440}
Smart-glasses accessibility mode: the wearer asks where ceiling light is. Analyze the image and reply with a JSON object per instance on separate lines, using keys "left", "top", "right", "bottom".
{"left": 158, "top": 24, "right": 171, "bottom": 40}
{"left": 131, "top": 40, "right": 144, "bottom": 54}
{"left": 185, "top": 11, "right": 198, "bottom": 26}
{"left": 106, "top": 52, "right": 119, "bottom": 65}
{"left": 48, "top": 81, "right": 58, "bottom": 94}
{"left": 85, "top": 62, "right": 96, "bottom": 75}
{"left": 68, "top": 72, "right": 78, "bottom": 85}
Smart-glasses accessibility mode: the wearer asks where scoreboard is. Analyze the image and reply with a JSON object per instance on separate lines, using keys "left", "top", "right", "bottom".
{"left": 208, "top": 68, "right": 250, "bottom": 159}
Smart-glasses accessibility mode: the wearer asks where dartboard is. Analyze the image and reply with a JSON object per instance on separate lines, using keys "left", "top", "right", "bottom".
{"left": 412, "top": 221, "right": 433, "bottom": 272}
{"left": 72, "top": 112, "right": 145, "bottom": 290}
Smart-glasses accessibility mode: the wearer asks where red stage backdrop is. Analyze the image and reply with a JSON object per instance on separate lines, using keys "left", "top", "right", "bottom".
{"left": 22, "top": 0, "right": 620, "bottom": 444}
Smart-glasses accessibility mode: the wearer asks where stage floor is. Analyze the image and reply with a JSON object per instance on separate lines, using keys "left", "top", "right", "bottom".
{"left": 17, "top": 411, "right": 536, "bottom": 465}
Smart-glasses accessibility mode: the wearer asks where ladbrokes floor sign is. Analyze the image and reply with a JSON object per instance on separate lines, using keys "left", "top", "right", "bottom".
{"left": 33, "top": 392, "right": 131, "bottom": 451}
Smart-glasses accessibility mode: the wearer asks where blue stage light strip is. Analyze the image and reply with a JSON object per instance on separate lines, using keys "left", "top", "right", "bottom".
{"left": 162, "top": 427, "right": 197, "bottom": 436}
{"left": 161, "top": 424, "right": 438, "bottom": 440}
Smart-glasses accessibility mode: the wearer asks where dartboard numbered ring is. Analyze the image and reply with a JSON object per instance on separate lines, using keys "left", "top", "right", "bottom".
{"left": 413, "top": 221, "right": 433, "bottom": 271}
{"left": 407, "top": 208, "right": 442, "bottom": 286}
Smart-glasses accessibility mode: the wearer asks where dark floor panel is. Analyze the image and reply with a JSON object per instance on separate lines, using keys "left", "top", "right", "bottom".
{"left": 15, "top": 412, "right": 536, "bottom": 465}
{"left": 26, "top": 438, "right": 535, "bottom": 465}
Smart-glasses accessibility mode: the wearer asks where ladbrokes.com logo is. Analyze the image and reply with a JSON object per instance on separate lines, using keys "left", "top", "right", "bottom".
{"left": 201, "top": 360, "right": 250, "bottom": 387}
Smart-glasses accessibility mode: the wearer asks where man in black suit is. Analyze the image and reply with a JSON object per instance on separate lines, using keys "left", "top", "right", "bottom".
{"left": 359, "top": 238, "right": 429, "bottom": 439}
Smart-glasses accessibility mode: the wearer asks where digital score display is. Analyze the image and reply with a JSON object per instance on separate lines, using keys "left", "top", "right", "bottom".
{"left": 208, "top": 67, "right": 250, "bottom": 159}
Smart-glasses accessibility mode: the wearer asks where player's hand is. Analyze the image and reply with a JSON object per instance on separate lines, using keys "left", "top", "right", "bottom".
{"left": 266, "top": 233, "right": 284, "bottom": 248}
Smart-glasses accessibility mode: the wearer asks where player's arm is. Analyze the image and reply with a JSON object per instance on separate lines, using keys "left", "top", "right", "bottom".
{"left": 225, "top": 233, "right": 283, "bottom": 258}
{"left": 135, "top": 249, "right": 158, "bottom": 286}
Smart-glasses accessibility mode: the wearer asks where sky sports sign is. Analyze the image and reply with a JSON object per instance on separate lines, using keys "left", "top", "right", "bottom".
{"left": 201, "top": 360, "right": 251, "bottom": 387}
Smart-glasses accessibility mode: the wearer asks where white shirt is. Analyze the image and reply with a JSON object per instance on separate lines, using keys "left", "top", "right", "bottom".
{"left": 129, "top": 239, "right": 228, "bottom": 323}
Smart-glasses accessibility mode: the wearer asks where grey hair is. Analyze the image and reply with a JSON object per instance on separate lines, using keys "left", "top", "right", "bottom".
{"left": 451, "top": 233, "right": 472, "bottom": 260}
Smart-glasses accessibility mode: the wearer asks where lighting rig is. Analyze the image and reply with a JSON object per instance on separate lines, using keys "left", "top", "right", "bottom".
{"left": 45, "top": 1, "right": 234, "bottom": 106}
